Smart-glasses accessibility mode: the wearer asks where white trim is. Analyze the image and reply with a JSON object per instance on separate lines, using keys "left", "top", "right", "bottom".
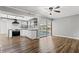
{"left": 54, "top": 35, "right": 79, "bottom": 40}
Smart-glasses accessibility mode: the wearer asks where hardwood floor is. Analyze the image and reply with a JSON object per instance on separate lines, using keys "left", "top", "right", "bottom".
{"left": 53, "top": 36, "right": 79, "bottom": 53}
{"left": 0, "top": 34, "right": 79, "bottom": 53}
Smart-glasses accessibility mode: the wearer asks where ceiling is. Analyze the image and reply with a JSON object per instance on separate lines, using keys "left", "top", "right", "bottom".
{"left": 0, "top": 6, "right": 79, "bottom": 19}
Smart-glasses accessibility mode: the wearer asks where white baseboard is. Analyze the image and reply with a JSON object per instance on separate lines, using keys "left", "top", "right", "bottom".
{"left": 54, "top": 35, "right": 79, "bottom": 40}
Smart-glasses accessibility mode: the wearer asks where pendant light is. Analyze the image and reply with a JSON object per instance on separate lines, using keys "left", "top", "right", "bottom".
{"left": 12, "top": 19, "right": 19, "bottom": 24}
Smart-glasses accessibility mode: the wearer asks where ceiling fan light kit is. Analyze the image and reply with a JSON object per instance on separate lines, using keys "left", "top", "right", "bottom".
{"left": 49, "top": 7, "right": 53, "bottom": 11}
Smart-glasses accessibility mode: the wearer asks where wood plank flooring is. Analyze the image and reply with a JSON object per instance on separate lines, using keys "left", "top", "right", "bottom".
{"left": 0, "top": 34, "right": 79, "bottom": 53}
{"left": 53, "top": 36, "right": 79, "bottom": 53}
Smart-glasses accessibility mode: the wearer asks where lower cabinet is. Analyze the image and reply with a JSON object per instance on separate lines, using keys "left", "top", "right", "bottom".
{"left": 20, "top": 30, "right": 37, "bottom": 39}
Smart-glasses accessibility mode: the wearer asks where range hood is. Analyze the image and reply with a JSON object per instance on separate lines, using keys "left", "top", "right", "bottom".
{"left": 12, "top": 19, "right": 19, "bottom": 24}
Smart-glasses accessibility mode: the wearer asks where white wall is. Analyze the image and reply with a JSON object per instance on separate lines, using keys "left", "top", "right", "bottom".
{"left": 52, "top": 14, "right": 79, "bottom": 39}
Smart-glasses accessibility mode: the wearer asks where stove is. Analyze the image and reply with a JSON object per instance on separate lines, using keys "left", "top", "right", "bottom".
{"left": 12, "top": 29, "right": 20, "bottom": 37}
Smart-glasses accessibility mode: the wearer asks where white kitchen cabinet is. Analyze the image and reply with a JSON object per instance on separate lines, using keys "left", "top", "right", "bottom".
{"left": 21, "top": 30, "right": 37, "bottom": 39}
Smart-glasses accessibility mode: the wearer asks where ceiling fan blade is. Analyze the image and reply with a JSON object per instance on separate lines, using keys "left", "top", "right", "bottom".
{"left": 54, "top": 10, "right": 60, "bottom": 13}
{"left": 55, "top": 6, "right": 60, "bottom": 9}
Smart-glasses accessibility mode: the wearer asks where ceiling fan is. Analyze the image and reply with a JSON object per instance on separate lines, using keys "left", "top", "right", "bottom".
{"left": 49, "top": 6, "right": 61, "bottom": 15}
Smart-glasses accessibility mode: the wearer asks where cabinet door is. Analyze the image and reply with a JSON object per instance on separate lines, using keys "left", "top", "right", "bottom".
{"left": 20, "top": 30, "right": 25, "bottom": 36}
{"left": 20, "top": 30, "right": 37, "bottom": 39}
{"left": 26, "top": 30, "right": 37, "bottom": 39}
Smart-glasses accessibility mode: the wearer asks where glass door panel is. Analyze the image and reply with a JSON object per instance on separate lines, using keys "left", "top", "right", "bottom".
{"left": 46, "top": 20, "right": 51, "bottom": 36}
{"left": 38, "top": 19, "right": 51, "bottom": 38}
